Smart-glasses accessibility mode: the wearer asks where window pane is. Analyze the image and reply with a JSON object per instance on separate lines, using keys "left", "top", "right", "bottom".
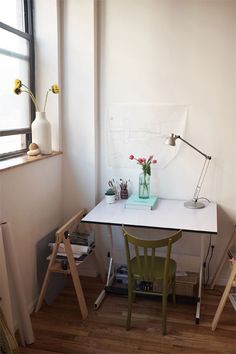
{"left": 0, "top": 27, "right": 28, "bottom": 56}
{"left": 0, "top": 0, "right": 25, "bottom": 31}
{"left": 0, "top": 0, "right": 34, "bottom": 159}
{"left": 0, "top": 134, "right": 26, "bottom": 155}
{"left": 0, "top": 29, "right": 31, "bottom": 131}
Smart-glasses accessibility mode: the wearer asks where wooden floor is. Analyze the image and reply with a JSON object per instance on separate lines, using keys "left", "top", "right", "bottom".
{"left": 19, "top": 277, "right": 236, "bottom": 354}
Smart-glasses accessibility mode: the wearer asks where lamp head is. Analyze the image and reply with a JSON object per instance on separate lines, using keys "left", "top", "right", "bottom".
{"left": 165, "top": 133, "right": 179, "bottom": 146}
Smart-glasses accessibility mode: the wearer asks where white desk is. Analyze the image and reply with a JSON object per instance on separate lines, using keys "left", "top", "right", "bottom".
{"left": 82, "top": 198, "right": 217, "bottom": 322}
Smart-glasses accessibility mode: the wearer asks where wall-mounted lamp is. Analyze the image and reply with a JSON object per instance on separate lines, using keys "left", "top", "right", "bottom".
{"left": 165, "top": 133, "right": 212, "bottom": 209}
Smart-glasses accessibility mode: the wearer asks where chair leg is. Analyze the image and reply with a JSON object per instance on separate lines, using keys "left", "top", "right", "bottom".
{"left": 162, "top": 287, "right": 168, "bottom": 335}
{"left": 172, "top": 275, "right": 176, "bottom": 306}
{"left": 132, "top": 279, "right": 136, "bottom": 302}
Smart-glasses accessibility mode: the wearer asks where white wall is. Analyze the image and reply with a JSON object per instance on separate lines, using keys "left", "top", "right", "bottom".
{"left": 61, "top": 0, "right": 98, "bottom": 219}
{"left": 0, "top": 156, "right": 63, "bottom": 312}
{"left": 98, "top": 0, "right": 236, "bottom": 283}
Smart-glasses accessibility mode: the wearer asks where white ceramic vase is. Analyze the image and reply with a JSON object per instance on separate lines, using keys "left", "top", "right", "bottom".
{"left": 31, "top": 112, "right": 52, "bottom": 154}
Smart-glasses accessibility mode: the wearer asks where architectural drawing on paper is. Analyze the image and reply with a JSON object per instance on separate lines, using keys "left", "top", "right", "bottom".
{"left": 107, "top": 104, "right": 188, "bottom": 169}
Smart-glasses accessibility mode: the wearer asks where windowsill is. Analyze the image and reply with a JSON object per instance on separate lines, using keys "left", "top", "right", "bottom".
{"left": 0, "top": 151, "right": 62, "bottom": 172}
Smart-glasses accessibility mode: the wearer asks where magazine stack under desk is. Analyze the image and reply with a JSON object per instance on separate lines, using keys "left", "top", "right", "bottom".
{"left": 47, "top": 231, "right": 95, "bottom": 272}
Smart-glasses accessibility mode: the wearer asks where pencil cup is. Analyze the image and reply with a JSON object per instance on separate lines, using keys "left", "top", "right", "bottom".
{"left": 120, "top": 189, "right": 128, "bottom": 199}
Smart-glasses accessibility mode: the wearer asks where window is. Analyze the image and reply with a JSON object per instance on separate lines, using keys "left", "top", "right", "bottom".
{"left": 0, "top": 0, "right": 34, "bottom": 160}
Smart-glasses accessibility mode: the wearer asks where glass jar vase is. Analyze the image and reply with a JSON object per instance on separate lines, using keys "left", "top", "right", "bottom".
{"left": 139, "top": 172, "right": 150, "bottom": 199}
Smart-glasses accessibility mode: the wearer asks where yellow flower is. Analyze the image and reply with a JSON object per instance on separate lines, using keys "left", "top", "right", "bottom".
{"left": 43, "top": 84, "right": 60, "bottom": 111}
{"left": 14, "top": 79, "right": 39, "bottom": 111}
{"left": 14, "top": 79, "right": 22, "bottom": 89}
{"left": 14, "top": 79, "right": 59, "bottom": 112}
{"left": 51, "top": 84, "right": 59, "bottom": 94}
{"left": 14, "top": 87, "right": 22, "bottom": 95}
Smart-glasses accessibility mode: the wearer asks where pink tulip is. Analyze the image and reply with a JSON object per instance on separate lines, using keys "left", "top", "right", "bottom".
{"left": 129, "top": 154, "right": 157, "bottom": 174}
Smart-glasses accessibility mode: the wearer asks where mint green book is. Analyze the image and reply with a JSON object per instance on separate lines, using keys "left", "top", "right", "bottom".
{"left": 125, "top": 194, "right": 158, "bottom": 210}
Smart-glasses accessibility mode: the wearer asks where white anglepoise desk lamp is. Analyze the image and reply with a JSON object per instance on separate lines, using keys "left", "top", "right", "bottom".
{"left": 165, "top": 133, "right": 212, "bottom": 209}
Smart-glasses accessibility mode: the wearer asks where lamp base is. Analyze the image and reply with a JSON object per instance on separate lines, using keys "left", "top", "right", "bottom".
{"left": 184, "top": 200, "right": 205, "bottom": 209}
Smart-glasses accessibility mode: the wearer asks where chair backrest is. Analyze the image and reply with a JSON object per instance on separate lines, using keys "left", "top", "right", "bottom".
{"left": 122, "top": 226, "right": 182, "bottom": 282}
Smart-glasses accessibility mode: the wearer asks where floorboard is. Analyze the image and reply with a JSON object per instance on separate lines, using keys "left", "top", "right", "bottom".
{"left": 18, "top": 277, "right": 236, "bottom": 354}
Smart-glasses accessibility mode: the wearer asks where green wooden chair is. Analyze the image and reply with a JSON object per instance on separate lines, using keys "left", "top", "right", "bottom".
{"left": 122, "top": 226, "right": 182, "bottom": 335}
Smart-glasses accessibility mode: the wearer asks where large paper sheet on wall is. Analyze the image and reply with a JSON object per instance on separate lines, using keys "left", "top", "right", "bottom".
{"left": 0, "top": 227, "right": 14, "bottom": 334}
{"left": 0, "top": 222, "right": 34, "bottom": 345}
{"left": 107, "top": 104, "right": 188, "bottom": 169}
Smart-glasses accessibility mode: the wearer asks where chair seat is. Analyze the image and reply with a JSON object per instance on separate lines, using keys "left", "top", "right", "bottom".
{"left": 130, "top": 256, "right": 177, "bottom": 282}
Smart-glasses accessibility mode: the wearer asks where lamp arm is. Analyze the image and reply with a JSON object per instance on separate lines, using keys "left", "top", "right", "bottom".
{"left": 192, "top": 157, "right": 211, "bottom": 202}
{"left": 167, "top": 134, "right": 212, "bottom": 208}
{"left": 176, "top": 135, "right": 211, "bottom": 160}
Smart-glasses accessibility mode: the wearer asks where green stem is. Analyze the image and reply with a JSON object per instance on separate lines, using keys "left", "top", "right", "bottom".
{"left": 22, "top": 84, "right": 40, "bottom": 111}
{"left": 143, "top": 172, "right": 148, "bottom": 191}
{"left": 21, "top": 89, "right": 40, "bottom": 111}
{"left": 43, "top": 89, "right": 51, "bottom": 112}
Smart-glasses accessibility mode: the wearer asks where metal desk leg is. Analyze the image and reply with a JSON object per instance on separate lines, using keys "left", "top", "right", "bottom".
{"left": 94, "top": 225, "right": 114, "bottom": 309}
{"left": 196, "top": 235, "right": 205, "bottom": 324}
